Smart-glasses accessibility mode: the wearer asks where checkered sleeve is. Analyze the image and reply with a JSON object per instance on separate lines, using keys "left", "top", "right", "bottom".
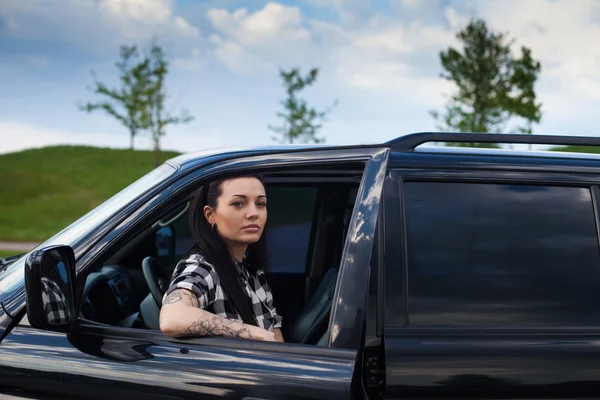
{"left": 257, "top": 269, "right": 283, "bottom": 329}
{"left": 41, "top": 277, "right": 72, "bottom": 325}
{"left": 163, "top": 254, "right": 217, "bottom": 308}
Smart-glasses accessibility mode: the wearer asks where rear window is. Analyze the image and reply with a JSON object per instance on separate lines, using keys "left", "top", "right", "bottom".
{"left": 404, "top": 182, "right": 600, "bottom": 327}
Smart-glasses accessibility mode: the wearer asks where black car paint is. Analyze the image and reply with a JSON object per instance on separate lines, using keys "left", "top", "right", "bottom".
{"left": 2, "top": 138, "right": 600, "bottom": 399}
{"left": 384, "top": 327, "right": 600, "bottom": 399}
{"left": 0, "top": 325, "right": 357, "bottom": 399}
{"left": 0, "top": 146, "right": 388, "bottom": 399}
{"left": 382, "top": 155, "right": 600, "bottom": 399}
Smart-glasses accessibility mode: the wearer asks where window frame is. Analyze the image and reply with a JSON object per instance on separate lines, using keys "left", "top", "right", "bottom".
{"left": 385, "top": 168, "right": 600, "bottom": 330}
{"left": 61, "top": 148, "right": 387, "bottom": 354}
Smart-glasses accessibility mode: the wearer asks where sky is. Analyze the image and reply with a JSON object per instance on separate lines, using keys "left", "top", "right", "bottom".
{"left": 1, "top": 0, "right": 599, "bottom": 155}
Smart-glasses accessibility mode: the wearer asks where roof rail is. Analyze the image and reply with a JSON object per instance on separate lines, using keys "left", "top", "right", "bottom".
{"left": 387, "top": 132, "right": 600, "bottom": 151}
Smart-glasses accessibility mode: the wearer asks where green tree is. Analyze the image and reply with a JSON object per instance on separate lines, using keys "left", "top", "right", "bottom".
{"left": 79, "top": 45, "right": 150, "bottom": 150}
{"left": 269, "top": 67, "right": 336, "bottom": 144}
{"left": 80, "top": 42, "right": 194, "bottom": 164}
{"left": 144, "top": 43, "right": 194, "bottom": 167}
{"left": 505, "top": 47, "right": 542, "bottom": 135}
{"left": 430, "top": 19, "right": 542, "bottom": 147}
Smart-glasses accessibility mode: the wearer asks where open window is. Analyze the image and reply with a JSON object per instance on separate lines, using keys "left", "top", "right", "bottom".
{"left": 74, "top": 164, "right": 364, "bottom": 346}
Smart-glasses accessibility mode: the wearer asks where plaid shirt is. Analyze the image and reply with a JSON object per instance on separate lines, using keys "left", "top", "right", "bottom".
{"left": 41, "top": 277, "right": 72, "bottom": 325}
{"left": 163, "top": 253, "right": 283, "bottom": 331}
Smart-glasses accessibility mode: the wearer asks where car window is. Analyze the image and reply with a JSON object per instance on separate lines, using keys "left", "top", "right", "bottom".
{"left": 170, "top": 211, "right": 197, "bottom": 266}
{"left": 266, "top": 186, "right": 318, "bottom": 274}
{"left": 0, "top": 163, "right": 177, "bottom": 284}
{"left": 403, "top": 181, "right": 600, "bottom": 327}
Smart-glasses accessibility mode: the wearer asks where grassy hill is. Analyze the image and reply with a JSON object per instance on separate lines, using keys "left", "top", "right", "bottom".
{"left": 0, "top": 250, "right": 18, "bottom": 258}
{"left": 0, "top": 146, "right": 180, "bottom": 242}
{"left": 551, "top": 145, "right": 600, "bottom": 154}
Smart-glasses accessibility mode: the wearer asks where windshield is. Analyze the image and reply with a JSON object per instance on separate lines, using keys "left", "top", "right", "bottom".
{"left": 0, "top": 163, "right": 177, "bottom": 283}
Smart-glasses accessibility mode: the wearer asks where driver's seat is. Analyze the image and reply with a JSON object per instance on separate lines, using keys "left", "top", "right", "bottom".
{"left": 285, "top": 267, "right": 339, "bottom": 345}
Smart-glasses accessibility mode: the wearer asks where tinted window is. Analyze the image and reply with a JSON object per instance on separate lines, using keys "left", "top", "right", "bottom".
{"left": 266, "top": 186, "right": 317, "bottom": 274}
{"left": 404, "top": 182, "right": 600, "bottom": 327}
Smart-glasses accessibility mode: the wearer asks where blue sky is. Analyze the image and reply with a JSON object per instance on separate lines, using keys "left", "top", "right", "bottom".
{"left": 1, "top": 0, "right": 599, "bottom": 154}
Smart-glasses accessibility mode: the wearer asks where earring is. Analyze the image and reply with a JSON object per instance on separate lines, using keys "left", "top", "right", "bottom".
{"left": 211, "top": 223, "right": 216, "bottom": 231}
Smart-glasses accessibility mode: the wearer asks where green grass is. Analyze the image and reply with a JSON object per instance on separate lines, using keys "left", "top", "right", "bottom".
{"left": 550, "top": 145, "right": 600, "bottom": 154}
{"left": 0, "top": 250, "right": 22, "bottom": 259}
{"left": 0, "top": 146, "right": 180, "bottom": 242}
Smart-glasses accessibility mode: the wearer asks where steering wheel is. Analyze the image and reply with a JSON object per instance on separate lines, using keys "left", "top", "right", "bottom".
{"left": 142, "top": 256, "right": 169, "bottom": 308}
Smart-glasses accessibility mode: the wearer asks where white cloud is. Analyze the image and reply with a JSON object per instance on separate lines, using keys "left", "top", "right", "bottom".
{"left": 444, "top": 6, "right": 470, "bottom": 31}
{"left": 173, "top": 16, "right": 199, "bottom": 37}
{"left": 353, "top": 28, "right": 413, "bottom": 54}
{"left": 206, "top": 2, "right": 312, "bottom": 74}
{"left": 399, "top": 0, "right": 421, "bottom": 8}
{"left": 99, "top": 0, "right": 173, "bottom": 24}
{"left": 2, "top": 0, "right": 200, "bottom": 49}
{"left": 300, "top": 0, "right": 372, "bottom": 25}
{"left": 473, "top": 0, "right": 600, "bottom": 68}
{"left": 204, "top": 1, "right": 456, "bottom": 105}
{"left": 208, "top": 3, "right": 310, "bottom": 45}
{"left": 340, "top": 65, "right": 452, "bottom": 108}
{"left": 317, "top": 16, "right": 456, "bottom": 106}
{"left": 98, "top": 0, "right": 200, "bottom": 39}
{"left": 212, "top": 40, "right": 271, "bottom": 75}
{"left": 172, "top": 48, "right": 207, "bottom": 71}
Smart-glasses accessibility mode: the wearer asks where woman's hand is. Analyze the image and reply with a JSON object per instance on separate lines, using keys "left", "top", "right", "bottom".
{"left": 247, "top": 325, "right": 277, "bottom": 342}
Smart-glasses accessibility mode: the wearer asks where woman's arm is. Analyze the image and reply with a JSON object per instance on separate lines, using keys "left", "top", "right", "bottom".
{"left": 160, "top": 289, "right": 276, "bottom": 341}
{"left": 274, "top": 328, "right": 284, "bottom": 343}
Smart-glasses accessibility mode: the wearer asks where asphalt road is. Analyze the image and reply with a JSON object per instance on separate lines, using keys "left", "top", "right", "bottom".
{"left": 0, "top": 242, "right": 38, "bottom": 252}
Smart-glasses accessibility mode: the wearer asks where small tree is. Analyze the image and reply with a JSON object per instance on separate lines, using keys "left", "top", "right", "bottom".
{"left": 80, "top": 46, "right": 150, "bottom": 150}
{"left": 505, "top": 47, "right": 542, "bottom": 136}
{"left": 144, "top": 43, "right": 194, "bottom": 167}
{"left": 430, "top": 19, "right": 542, "bottom": 147}
{"left": 268, "top": 67, "right": 336, "bottom": 144}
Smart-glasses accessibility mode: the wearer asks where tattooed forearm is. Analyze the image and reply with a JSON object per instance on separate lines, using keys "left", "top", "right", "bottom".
{"left": 163, "top": 289, "right": 199, "bottom": 307}
{"left": 160, "top": 294, "right": 255, "bottom": 340}
{"left": 183, "top": 315, "right": 252, "bottom": 339}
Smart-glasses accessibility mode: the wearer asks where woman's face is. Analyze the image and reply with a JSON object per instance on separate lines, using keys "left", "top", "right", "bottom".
{"left": 204, "top": 177, "right": 267, "bottom": 246}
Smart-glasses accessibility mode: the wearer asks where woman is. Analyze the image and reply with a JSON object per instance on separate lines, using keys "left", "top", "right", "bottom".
{"left": 159, "top": 175, "right": 283, "bottom": 342}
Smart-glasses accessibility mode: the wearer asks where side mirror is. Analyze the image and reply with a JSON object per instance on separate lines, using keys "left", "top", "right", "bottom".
{"left": 24, "top": 245, "right": 76, "bottom": 331}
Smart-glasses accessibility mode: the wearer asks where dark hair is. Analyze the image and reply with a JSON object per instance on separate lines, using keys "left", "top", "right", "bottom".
{"left": 187, "top": 174, "right": 268, "bottom": 326}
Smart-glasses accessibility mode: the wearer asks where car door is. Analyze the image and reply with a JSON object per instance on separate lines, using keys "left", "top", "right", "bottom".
{"left": 0, "top": 146, "right": 389, "bottom": 399}
{"left": 383, "top": 167, "right": 600, "bottom": 400}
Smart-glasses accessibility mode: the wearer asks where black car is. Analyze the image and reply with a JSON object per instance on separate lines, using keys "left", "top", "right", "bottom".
{"left": 2, "top": 132, "right": 600, "bottom": 399}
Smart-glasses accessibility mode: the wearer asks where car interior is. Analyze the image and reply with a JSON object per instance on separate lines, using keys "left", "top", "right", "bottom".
{"left": 77, "top": 169, "right": 362, "bottom": 346}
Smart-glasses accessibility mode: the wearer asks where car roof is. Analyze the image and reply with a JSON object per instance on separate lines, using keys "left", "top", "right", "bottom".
{"left": 167, "top": 144, "right": 327, "bottom": 164}
{"left": 165, "top": 132, "right": 600, "bottom": 172}
{"left": 165, "top": 143, "right": 386, "bottom": 170}
{"left": 414, "top": 145, "right": 600, "bottom": 161}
